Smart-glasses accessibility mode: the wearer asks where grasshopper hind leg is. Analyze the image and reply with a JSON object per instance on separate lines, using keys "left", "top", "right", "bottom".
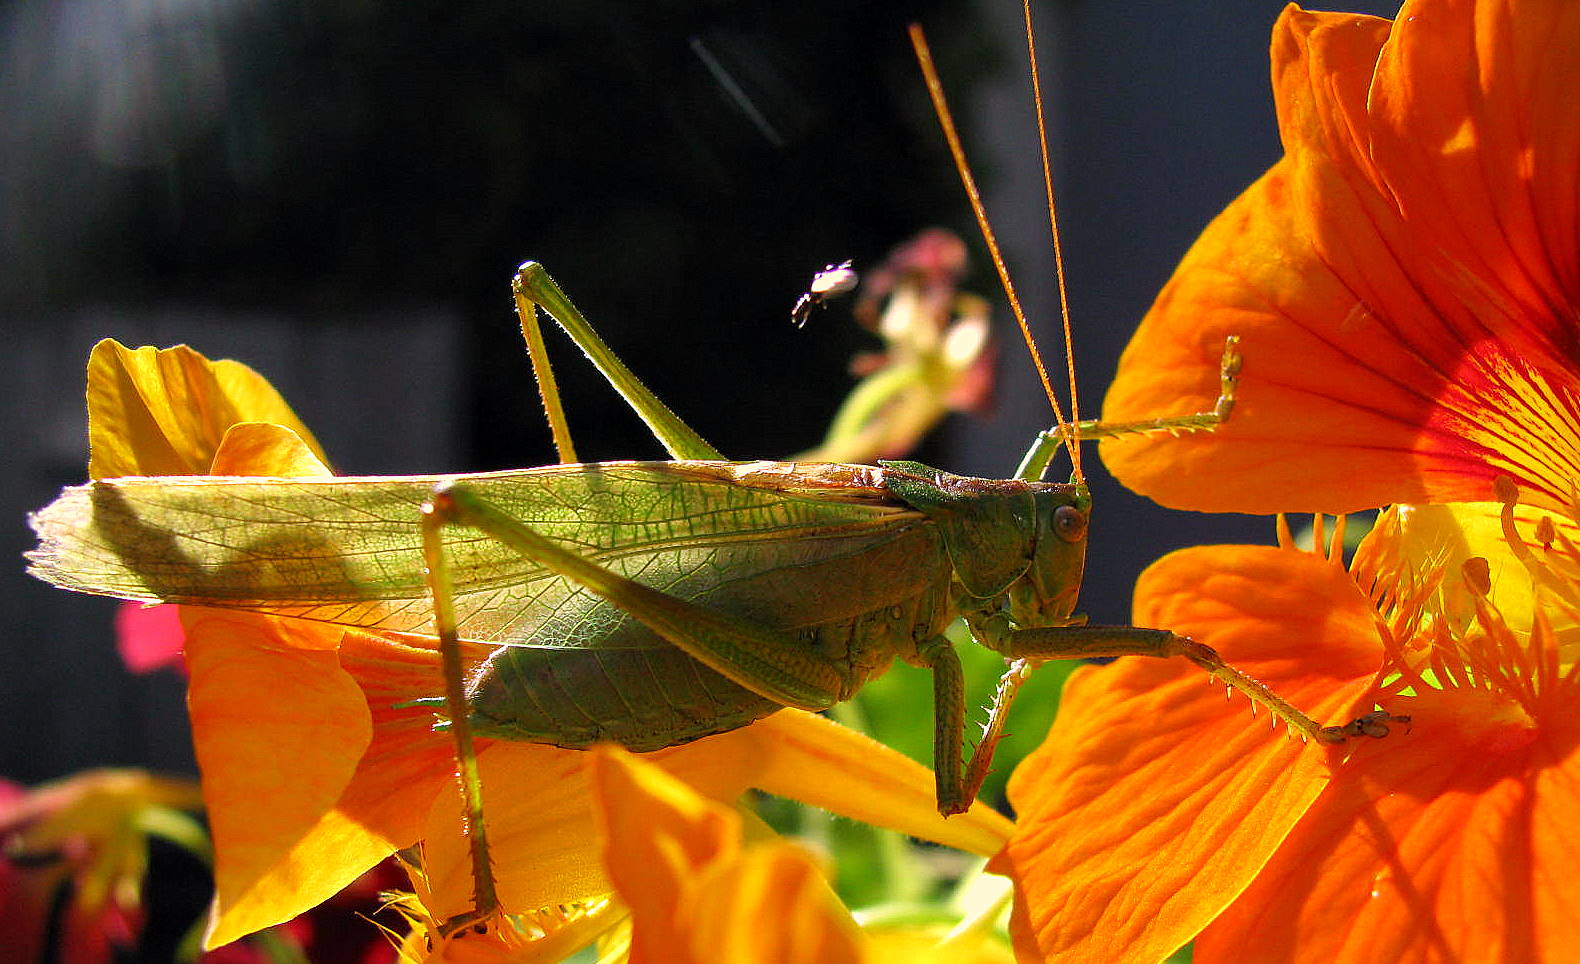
{"left": 419, "top": 492, "right": 502, "bottom": 938}
{"left": 418, "top": 477, "right": 853, "bottom": 934}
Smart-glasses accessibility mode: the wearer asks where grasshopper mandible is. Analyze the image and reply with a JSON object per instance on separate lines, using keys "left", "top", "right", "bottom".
{"left": 25, "top": 18, "right": 1388, "bottom": 937}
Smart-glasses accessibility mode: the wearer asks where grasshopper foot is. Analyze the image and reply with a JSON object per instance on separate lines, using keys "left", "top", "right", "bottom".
{"left": 438, "top": 906, "right": 503, "bottom": 943}
{"left": 1318, "top": 710, "right": 1412, "bottom": 743}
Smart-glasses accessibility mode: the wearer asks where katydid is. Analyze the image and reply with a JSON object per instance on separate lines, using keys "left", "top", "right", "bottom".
{"left": 24, "top": 18, "right": 1395, "bottom": 940}
{"left": 24, "top": 262, "right": 1385, "bottom": 928}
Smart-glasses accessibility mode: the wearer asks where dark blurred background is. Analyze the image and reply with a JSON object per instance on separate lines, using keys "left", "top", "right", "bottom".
{"left": 2, "top": 0, "right": 1397, "bottom": 784}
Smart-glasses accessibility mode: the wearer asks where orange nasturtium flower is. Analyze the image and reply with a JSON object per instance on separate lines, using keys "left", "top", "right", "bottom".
{"left": 992, "top": 1, "right": 1580, "bottom": 962}
{"left": 77, "top": 340, "right": 1013, "bottom": 954}
{"left": 1101, "top": 0, "right": 1580, "bottom": 517}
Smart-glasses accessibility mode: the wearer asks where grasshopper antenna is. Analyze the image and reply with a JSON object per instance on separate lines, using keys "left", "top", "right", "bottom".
{"left": 908, "top": 22, "right": 1080, "bottom": 483}
{"left": 1020, "top": 0, "right": 1083, "bottom": 482}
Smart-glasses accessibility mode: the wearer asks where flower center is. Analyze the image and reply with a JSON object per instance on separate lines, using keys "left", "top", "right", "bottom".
{"left": 1411, "top": 682, "right": 1538, "bottom": 754}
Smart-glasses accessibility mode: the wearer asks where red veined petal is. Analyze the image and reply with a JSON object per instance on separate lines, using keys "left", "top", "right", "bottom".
{"left": 992, "top": 544, "right": 1384, "bottom": 963}
{"left": 1197, "top": 679, "right": 1580, "bottom": 962}
{"left": 1102, "top": 1, "right": 1580, "bottom": 514}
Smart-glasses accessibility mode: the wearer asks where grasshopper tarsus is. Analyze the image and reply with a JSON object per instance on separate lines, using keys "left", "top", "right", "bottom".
{"left": 437, "top": 906, "right": 499, "bottom": 943}
{"left": 1061, "top": 337, "right": 1242, "bottom": 444}
{"left": 1320, "top": 710, "right": 1412, "bottom": 743}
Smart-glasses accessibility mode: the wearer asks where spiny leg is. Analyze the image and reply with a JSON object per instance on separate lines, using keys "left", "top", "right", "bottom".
{"left": 428, "top": 481, "right": 845, "bottom": 709}
{"left": 419, "top": 494, "right": 500, "bottom": 937}
{"left": 1014, "top": 336, "right": 1240, "bottom": 480}
{"left": 961, "top": 658, "right": 1032, "bottom": 809}
{"left": 917, "top": 634, "right": 1034, "bottom": 816}
{"left": 999, "top": 624, "right": 1393, "bottom": 744}
{"left": 512, "top": 263, "right": 723, "bottom": 462}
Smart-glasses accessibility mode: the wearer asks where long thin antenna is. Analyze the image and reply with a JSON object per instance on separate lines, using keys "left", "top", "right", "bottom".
{"left": 908, "top": 24, "right": 1073, "bottom": 457}
{"left": 1021, "top": 0, "right": 1083, "bottom": 482}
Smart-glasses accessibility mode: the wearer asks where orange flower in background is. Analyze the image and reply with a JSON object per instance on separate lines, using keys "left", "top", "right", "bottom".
{"left": 1100, "top": 0, "right": 1580, "bottom": 516}
{"left": 69, "top": 340, "right": 1014, "bottom": 954}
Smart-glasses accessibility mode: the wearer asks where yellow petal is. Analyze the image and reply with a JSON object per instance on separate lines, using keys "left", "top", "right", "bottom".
{"left": 1357, "top": 502, "right": 1580, "bottom": 664}
{"left": 591, "top": 747, "right": 863, "bottom": 964}
{"left": 862, "top": 925, "right": 1014, "bottom": 964}
{"left": 86, "top": 340, "right": 326, "bottom": 480}
{"left": 747, "top": 710, "right": 1014, "bottom": 858}
{"left": 418, "top": 709, "right": 1013, "bottom": 922}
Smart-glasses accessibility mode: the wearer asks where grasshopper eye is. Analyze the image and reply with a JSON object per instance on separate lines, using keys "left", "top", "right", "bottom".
{"left": 1053, "top": 505, "right": 1087, "bottom": 543}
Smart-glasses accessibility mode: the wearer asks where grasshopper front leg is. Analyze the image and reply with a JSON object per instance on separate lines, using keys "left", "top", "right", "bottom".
{"left": 997, "top": 625, "right": 1404, "bottom": 743}
{"left": 1015, "top": 337, "right": 1241, "bottom": 480}
{"left": 925, "top": 623, "right": 1408, "bottom": 816}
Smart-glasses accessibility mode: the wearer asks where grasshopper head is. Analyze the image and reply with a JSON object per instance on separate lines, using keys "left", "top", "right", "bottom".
{"left": 881, "top": 461, "right": 1089, "bottom": 628}
{"left": 1006, "top": 481, "right": 1090, "bottom": 629}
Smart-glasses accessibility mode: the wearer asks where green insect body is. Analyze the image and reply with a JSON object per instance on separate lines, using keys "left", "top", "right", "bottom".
{"left": 28, "top": 453, "right": 1084, "bottom": 758}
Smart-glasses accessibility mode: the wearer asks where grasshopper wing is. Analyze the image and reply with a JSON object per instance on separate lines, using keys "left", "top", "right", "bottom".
{"left": 28, "top": 460, "right": 932, "bottom": 648}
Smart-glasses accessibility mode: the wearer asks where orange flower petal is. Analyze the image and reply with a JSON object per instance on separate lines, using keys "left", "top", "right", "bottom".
{"left": 183, "top": 610, "right": 377, "bottom": 948}
{"left": 208, "top": 422, "right": 332, "bottom": 478}
{"left": 194, "top": 624, "right": 479, "bottom": 948}
{"left": 591, "top": 747, "right": 740, "bottom": 964}
{"left": 1367, "top": 1, "right": 1580, "bottom": 348}
{"left": 991, "top": 545, "right": 1384, "bottom": 963}
{"left": 85, "top": 340, "right": 326, "bottom": 480}
{"left": 678, "top": 846, "right": 864, "bottom": 964}
{"left": 1197, "top": 684, "right": 1580, "bottom": 962}
{"left": 332, "top": 630, "right": 471, "bottom": 846}
{"left": 1101, "top": 1, "right": 1580, "bottom": 514}
{"left": 417, "top": 736, "right": 750, "bottom": 923}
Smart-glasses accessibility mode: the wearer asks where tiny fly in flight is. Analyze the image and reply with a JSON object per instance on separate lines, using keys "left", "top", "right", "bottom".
{"left": 791, "top": 259, "right": 858, "bottom": 327}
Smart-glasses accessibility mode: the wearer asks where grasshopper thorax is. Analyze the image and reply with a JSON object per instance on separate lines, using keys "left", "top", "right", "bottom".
{"left": 879, "top": 460, "right": 1089, "bottom": 631}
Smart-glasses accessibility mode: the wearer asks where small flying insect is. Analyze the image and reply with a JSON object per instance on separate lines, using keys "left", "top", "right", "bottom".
{"left": 790, "top": 259, "right": 858, "bottom": 327}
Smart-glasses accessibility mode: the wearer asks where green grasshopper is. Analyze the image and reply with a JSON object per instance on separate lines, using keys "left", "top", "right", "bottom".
{"left": 25, "top": 22, "right": 1389, "bottom": 937}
